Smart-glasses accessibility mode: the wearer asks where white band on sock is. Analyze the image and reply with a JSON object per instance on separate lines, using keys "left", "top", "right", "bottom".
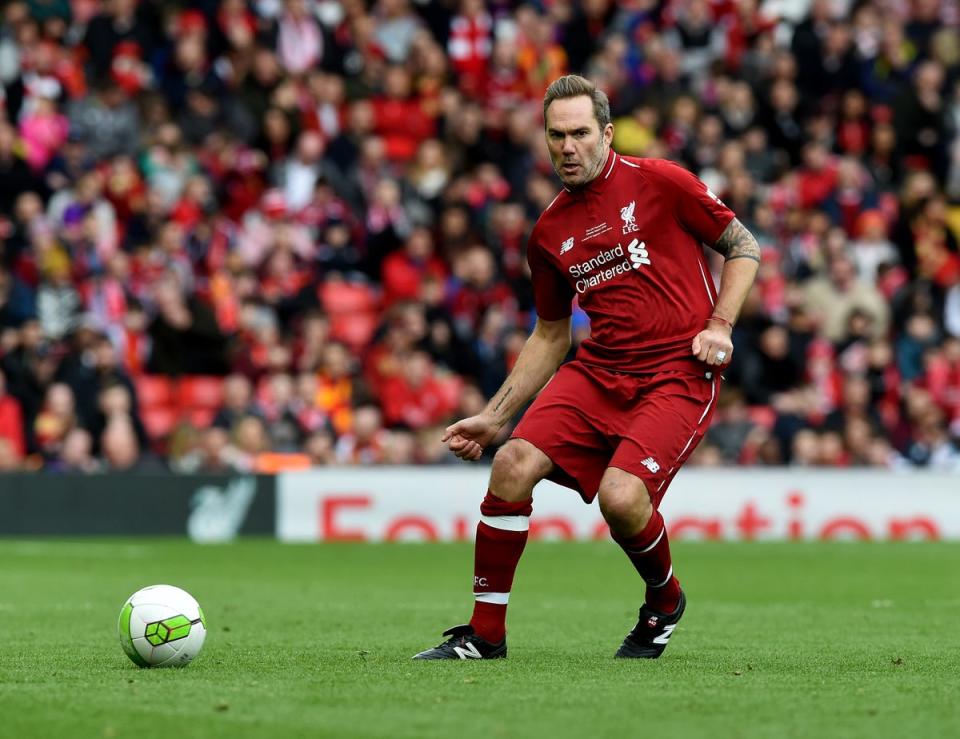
{"left": 474, "top": 592, "right": 510, "bottom": 604}
{"left": 649, "top": 566, "right": 674, "bottom": 589}
{"left": 638, "top": 526, "right": 665, "bottom": 554}
{"left": 480, "top": 515, "right": 529, "bottom": 532}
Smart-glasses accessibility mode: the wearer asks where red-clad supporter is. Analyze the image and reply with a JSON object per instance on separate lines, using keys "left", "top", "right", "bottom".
{"left": 371, "top": 65, "right": 435, "bottom": 163}
{"left": 448, "top": 0, "right": 493, "bottom": 99}
{"left": 315, "top": 341, "right": 355, "bottom": 436}
{"left": 102, "top": 155, "right": 146, "bottom": 234}
{"left": 214, "top": 0, "right": 258, "bottom": 56}
{"left": 293, "top": 371, "right": 331, "bottom": 437}
{"left": 303, "top": 71, "right": 347, "bottom": 142}
{"left": 379, "top": 350, "right": 456, "bottom": 429}
{"left": 0, "top": 368, "right": 25, "bottom": 459}
{"left": 485, "top": 37, "right": 526, "bottom": 116}
{"left": 381, "top": 227, "right": 447, "bottom": 307}
{"left": 448, "top": 246, "right": 517, "bottom": 336}
{"left": 112, "top": 299, "right": 149, "bottom": 377}
{"left": 259, "top": 248, "right": 311, "bottom": 310}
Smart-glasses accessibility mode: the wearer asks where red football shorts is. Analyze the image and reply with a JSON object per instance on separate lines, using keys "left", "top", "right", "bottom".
{"left": 511, "top": 361, "right": 720, "bottom": 506}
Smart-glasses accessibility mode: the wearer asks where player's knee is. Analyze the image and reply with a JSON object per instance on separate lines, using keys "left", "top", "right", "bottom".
{"left": 491, "top": 441, "right": 549, "bottom": 498}
{"left": 598, "top": 476, "right": 653, "bottom": 530}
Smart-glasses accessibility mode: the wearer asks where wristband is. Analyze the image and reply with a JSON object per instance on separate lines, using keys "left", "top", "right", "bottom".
{"left": 707, "top": 315, "right": 733, "bottom": 329}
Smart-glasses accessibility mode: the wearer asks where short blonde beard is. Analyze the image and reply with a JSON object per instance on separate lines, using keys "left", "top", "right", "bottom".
{"left": 558, "top": 138, "right": 608, "bottom": 188}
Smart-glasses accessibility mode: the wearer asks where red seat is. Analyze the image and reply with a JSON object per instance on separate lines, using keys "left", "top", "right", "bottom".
{"left": 142, "top": 407, "right": 178, "bottom": 440}
{"left": 255, "top": 375, "right": 278, "bottom": 407}
{"left": 747, "top": 405, "right": 777, "bottom": 430}
{"left": 135, "top": 375, "right": 174, "bottom": 409}
{"left": 183, "top": 407, "right": 217, "bottom": 429}
{"left": 177, "top": 376, "right": 225, "bottom": 411}
{"left": 330, "top": 312, "right": 380, "bottom": 352}
{"left": 319, "top": 281, "right": 380, "bottom": 314}
{"left": 435, "top": 375, "right": 464, "bottom": 411}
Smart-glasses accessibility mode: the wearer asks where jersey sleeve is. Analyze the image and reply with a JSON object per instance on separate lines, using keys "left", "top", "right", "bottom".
{"left": 526, "top": 233, "right": 574, "bottom": 321}
{"left": 650, "top": 160, "right": 737, "bottom": 246}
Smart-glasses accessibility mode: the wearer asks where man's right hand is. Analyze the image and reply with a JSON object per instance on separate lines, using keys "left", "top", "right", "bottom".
{"left": 441, "top": 414, "right": 502, "bottom": 462}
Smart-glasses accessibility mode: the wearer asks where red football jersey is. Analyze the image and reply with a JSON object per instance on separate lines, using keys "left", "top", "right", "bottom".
{"left": 527, "top": 152, "right": 736, "bottom": 373}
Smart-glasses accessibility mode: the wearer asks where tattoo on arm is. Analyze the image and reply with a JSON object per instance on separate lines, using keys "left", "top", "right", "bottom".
{"left": 492, "top": 386, "right": 513, "bottom": 414}
{"left": 712, "top": 218, "right": 761, "bottom": 263}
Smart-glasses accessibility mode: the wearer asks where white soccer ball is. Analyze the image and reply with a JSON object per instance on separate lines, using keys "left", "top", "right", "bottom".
{"left": 118, "top": 585, "right": 207, "bottom": 668}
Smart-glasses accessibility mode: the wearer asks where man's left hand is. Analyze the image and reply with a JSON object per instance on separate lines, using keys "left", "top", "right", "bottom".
{"left": 691, "top": 322, "right": 733, "bottom": 366}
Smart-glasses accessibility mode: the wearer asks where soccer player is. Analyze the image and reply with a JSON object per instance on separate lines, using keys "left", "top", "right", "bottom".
{"left": 413, "top": 75, "right": 760, "bottom": 660}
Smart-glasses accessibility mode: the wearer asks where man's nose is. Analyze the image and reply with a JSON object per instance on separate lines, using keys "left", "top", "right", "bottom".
{"left": 561, "top": 136, "right": 576, "bottom": 154}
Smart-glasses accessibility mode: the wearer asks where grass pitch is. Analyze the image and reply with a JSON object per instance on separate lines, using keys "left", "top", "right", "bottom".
{"left": 0, "top": 540, "right": 958, "bottom": 739}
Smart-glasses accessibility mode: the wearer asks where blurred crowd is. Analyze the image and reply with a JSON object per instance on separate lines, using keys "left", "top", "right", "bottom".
{"left": 0, "top": 0, "right": 959, "bottom": 474}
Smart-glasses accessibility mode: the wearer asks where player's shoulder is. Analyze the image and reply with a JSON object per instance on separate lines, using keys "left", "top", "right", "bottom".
{"left": 618, "top": 155, "right": 695, "bottom": 184}
{"left": 530, "top": 188, "right": 574, "bottom": 240}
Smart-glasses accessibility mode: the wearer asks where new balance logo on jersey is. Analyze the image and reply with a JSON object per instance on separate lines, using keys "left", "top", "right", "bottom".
{"left": 452, "top": 643, "right": 483, "bottom": 659}
{"left": 628, "top": 239, "right": 651, "bottom": 269}
{"left": 641, "top": 456, "right": 660, "bottom": 473}
{"left": 560, "top": 236, "right": 575, "bottom": 254}
{"left": 620, "top": 201, "right": 639, "bottom": 234}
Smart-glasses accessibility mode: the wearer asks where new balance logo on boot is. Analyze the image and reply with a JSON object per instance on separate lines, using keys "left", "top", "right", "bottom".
{"left": 615, "top": 589, "right": 686, "bottom": 659}
{"left": 412, "top": 624, "right": 507, "bottom": 660}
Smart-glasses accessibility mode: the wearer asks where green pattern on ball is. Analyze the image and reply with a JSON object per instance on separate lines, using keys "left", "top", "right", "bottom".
{"left": 144, "top": 615, "right": 192, "bottom": 646}
{"left": 118, "top": 602, "right": 149, "bottom": 667}
{"left": 164, "top": 615, "right": 192, "bottom": 641}
{"left": 198, "top": 606, "right": 206, "bottom": 629}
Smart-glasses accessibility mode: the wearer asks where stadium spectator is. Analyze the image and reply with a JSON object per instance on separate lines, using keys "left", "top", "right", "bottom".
{"left": 147, "top": 273, "right": 229, "bottom": 375}
{"left": 33, "top": 381, "right": 74, "bottom": 459}
{"left": 379, "top": 349, "right": 455, "bottom": 430}
{"left": 50, "top": 427, "right": 99, "bottom": 473}
{"left": 0, "top": 122, "right": 40, "bottom": 216}
{"left": 173, "top": 425, "right": 245, "bottom": 474}
{"left": 66, "top": 78, "right": 141, "bottom": 160}
{"left": 212, "top": 373, "right": 261, "bottom": 431}
{"left": 0, "top": 367, "right": 25, "bottom": 460}
{"left": 303, "top": 427, "right": 336, "bottom": 466}
{"left": 335, "top": 403, "right": 387, "bottom": 464}
{"left": 0, "top": 437, "right": 20, "bottom": 471}
{"left": 100, "top": 414, "right": 155, "bottom": 471}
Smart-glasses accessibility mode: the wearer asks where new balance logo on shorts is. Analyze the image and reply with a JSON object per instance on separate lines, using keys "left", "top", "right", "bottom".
{"left": 641, "top": 456, "right": 660, "bottom": 473}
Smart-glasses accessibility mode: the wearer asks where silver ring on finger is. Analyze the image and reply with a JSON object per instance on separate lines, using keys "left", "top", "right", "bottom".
{"left": 715, "top": 350, "right": 727, "bottom": 362}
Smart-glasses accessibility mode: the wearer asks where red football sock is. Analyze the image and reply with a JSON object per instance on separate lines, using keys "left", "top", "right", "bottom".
{"left": 612, "top": 510, "right": 682, "bottom": 614}
{"left": 469, "top": 491, "right": 532, "bottom": 644}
